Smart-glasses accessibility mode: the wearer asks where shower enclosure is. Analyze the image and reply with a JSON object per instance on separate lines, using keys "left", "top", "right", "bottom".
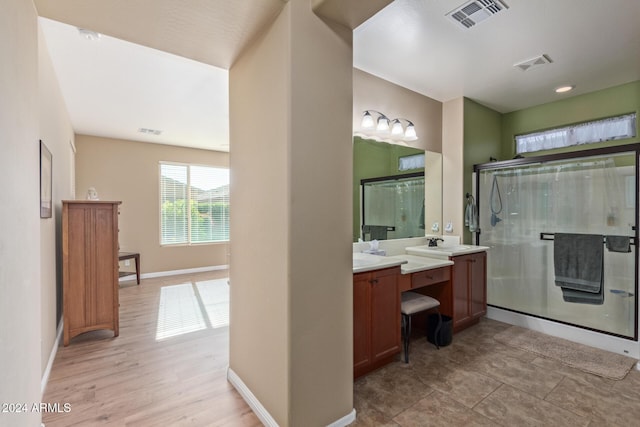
{"left": 475, "top": 145, "right": 639, "bottom": 339}
{"left": 361, "top": 172, "right": 425, "bottom": 241}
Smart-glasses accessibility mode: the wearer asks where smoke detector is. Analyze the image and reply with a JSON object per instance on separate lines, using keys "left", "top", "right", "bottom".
{"left": 513, "top": 54, "right": 552, "bottom": 72}
{"left": 446, "top": 0, "right": 508, "bottom": 29}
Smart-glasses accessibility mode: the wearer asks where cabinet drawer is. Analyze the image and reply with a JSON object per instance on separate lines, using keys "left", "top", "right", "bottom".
{"left": 411, "top": 266, "right": 450, "bottom": 289}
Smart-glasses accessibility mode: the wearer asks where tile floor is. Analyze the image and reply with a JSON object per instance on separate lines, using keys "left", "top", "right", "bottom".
{"left": 351, "top": 318, "right": 640, "bottom": 426}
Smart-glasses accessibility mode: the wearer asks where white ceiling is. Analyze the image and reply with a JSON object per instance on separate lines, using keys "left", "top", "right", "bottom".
{"left": 355, "top": 0, "right": 640, "bottom": 113}
{"left": 40, "top": 17, "right": 230, "bottom": 151}
{"left": 36, "top": 0, "right": 640, "bottom": 152}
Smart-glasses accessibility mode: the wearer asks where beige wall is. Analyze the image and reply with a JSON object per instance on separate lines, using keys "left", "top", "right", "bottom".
{"left": 288, "top": 1, "right": 354, "bottom": 424}
{"left": 353, "top": 68, "right": 443, "bottom": 153}
{"left": 75, "top": 135, "right": 229, "bottom": 274}
{"left": 229, "top": 0, "right": 356, "bottom": 424}
{"left": 442, "top": 98, "right": 465, "bottom": 239}
{"left": 0, "top": 0, "right": 42, "bottom": 424}
{"left": 229, "top": 3, "right": 290, "bottom": 422}
{"left": 38, "top": 22, "right": 75, "bottom": 377}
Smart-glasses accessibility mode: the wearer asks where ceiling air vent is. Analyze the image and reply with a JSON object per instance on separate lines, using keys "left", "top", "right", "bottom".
{"left": 446, "top": 0, "right": 508, "bottom": 29}
{"left": 513, "top": 54, "right": 552, "bottom": 72}
{"left": 138, "top": 128, "right": 163, "bottom": 135}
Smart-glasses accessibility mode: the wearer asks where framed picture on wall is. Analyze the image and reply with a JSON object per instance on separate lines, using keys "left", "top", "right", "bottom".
{"left": 40, "top": 140, "right": 52, "bottom": 218}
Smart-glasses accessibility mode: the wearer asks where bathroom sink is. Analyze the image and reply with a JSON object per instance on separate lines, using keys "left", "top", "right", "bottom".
{"left": 352, "top": 252, "right": 382, "bottom": 267}
{"left": 405, "top": 244, "right": 489, "bottom": 257}
{"left": 352, "top": 252, "right": 407, "bottom": 273}
{"left": 431, "top": 245, "right": 472, "bottom": 251}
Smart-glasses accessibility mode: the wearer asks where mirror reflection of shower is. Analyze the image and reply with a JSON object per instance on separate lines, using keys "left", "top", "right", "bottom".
{"left": 361, "top": 173, "right": 425, "bottom": 241}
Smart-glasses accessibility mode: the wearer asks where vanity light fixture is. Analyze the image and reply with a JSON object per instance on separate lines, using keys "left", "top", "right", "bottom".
{"left": 391, "top": 118, "right": 418, "bottom": 141}
{"left": 361, "top": 110, "right": 391, "bottom": 133}
{"left": 361, "top": 110, "right": 418, "bottom": 141}
{"left": 555, "top": 85, "right": 575, "bottom": 94}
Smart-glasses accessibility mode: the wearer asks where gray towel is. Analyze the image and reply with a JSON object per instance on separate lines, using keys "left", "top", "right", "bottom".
{"left": 362, "top": 225, "right": 388, "bottom": 241}
{"left": 561, "top": 286, "right": 604, "bottom": 305}
{"left": 554, "top": 233, "right": 603, "bottom": 293}
{"left": 605, "top": 235, "right": 631, "bottom": 253}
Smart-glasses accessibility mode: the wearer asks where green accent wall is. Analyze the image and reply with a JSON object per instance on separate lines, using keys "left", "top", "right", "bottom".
{"left": 501, "top": 81, "right": 640, "bottom": 159}
{"left": 463, "top": 98, "right": 502, "bottom": 243}
{"left": 462, "top": 81, "right": 640, "bottom": 243}
{"left": 353, "top": 137, "right": 424, "bottom": 241}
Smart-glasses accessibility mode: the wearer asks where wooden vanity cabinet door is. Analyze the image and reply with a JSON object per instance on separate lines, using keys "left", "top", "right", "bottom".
{"left": 470, "top": 251, "right": 487, "bottom": 319}
{"left": 370, "top": 267, "right": 401, "bottom": 363}
{"left": 452, "top": 254, "right": 472, "bottom": 330}
{"left": 353, "top": 266, "right": 401, "bottom": 378}
{"left": 452, "top": 252, "right": 487, "bottom": 333}
{"left": 353, "top": 273, "right": 372, "bottom": 374}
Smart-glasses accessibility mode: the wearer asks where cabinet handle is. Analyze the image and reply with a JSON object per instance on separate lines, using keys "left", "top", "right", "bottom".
{"left": 370, "top": 279, "right": 379, "bottom": 284}
{"left": 426, "top": 275, "right": 433, "bottom": 280}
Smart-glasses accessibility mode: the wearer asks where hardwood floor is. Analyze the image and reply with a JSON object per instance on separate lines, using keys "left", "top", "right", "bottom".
{"left": 42, "top": 270, "right": 261, "bottom": 427}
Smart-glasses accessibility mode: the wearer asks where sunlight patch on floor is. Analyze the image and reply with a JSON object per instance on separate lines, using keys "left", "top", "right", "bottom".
{"left": 156, "top": 278, "right": 229, "bottom": 341}
{"left": 196, "top": 278, "right": 229, "bottom": 329}
{"left": 156, "top": 283, "right": 207, "bottom": 340}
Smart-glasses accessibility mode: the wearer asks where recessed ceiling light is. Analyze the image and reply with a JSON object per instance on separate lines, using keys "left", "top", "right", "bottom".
{"left": 555, "top": 85, "right": 575, "bottom": 93}
{"left": 77, "top": 28, "right": 101, "bottom": 41}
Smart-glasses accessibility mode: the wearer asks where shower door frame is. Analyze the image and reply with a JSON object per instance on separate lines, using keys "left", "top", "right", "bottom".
{"left": 360, "top": 171, "right": 425, "bottom": 240}
{"left": 474, "top": 143, "right": 640, "bottom": 341}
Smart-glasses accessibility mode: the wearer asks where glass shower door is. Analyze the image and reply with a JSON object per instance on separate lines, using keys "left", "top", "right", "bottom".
{"left": 477, "top": 151, "right": 637, "bottom": 338}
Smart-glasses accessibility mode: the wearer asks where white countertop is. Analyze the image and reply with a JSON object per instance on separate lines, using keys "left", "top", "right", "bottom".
{"left": 405, "top": 244, "right": 490, "bottom": 258}
{"left": 386, "top": 254, "right": 453, "bottom": 274}
{"left": 352, "top": 252, "right": 406, "bottom": 274}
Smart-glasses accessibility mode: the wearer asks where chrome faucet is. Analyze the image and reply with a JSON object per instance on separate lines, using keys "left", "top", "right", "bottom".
{"left": 428, "top": 237, "right": 444, "bottom": 247}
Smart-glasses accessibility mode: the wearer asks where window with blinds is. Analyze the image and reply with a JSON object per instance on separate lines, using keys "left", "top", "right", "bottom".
{"left": 515, "top": 113, "right": 637, "bottom": 154}
{"left": 160, "top": 163, "right": 229, "bottom": 245}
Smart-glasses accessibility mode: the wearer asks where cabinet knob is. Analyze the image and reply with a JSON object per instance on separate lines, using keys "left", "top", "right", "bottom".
{"left": 370, "top": 279, "right": 379, "bottom": 284}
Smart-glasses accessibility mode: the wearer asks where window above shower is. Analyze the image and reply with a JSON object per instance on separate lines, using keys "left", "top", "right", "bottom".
{"left": 515, "top": 113, "right": 637, "bottom": 154}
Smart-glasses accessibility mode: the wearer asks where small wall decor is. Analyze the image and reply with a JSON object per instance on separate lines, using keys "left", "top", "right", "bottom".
{"left": 40, "top": 140, "right": 52, "bottom": 218}
{"left": 86, "top": 187, "right": 99, "bottom": 200}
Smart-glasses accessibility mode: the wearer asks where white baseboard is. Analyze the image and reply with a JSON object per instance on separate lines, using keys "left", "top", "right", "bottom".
{"left": 41, "top": 319, "right": 64, "bottom": 396}
{"left": 327, "top": 409, "right": 356, "bottom": 427}
{"left": 119, "top": 264, "right": 228, "bottom": 283}
{"left": 227, "top": 367, "right": 356, "bottom": 427}
{"left": 487, "top": 307, "right": 640, "bottom": 359}
{"left": 227, "top": 367, "right": 278, "bottom": 426}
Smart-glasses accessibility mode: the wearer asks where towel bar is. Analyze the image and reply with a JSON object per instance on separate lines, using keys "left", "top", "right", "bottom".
{"left": 539, "top": 232, "right": 636, "bottom": 246}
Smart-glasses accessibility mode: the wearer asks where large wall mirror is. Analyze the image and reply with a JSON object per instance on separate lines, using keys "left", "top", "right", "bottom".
{"left": 353, "top": 136, "right": 442, "bottom": 242}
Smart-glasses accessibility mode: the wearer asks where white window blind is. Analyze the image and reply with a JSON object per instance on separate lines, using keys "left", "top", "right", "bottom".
{"left": 515, "top": 113, "right": 637, "bottom": 154}
{"left": 398, "top": 153, "right": 425, "bottom": 171}
{"left": 160, "top": 163, "right": 229, "bottom": 245}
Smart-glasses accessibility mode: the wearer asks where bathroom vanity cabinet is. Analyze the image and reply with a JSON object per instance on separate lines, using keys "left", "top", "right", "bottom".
{"left": 451, "top": 251, "right": 487, "bottom": 332}
{"left": 353, "top": 266, "right": 401, "bottom": 378}
{"left": 62, "top": 200, "right": 121, "bottom": 346}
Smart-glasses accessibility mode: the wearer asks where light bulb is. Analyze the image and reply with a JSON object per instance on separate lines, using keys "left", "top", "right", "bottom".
{"left": 404, "top": 124, "right": 417, "bottom": 141}
{"left": 377, "top": 116, "right": 390, "bottom": 133}
{"left": 391, "top": 119, "right": 404, "bottom": 135}
{"left": 361, "top": 111, "right": 374, "bottom": 129}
